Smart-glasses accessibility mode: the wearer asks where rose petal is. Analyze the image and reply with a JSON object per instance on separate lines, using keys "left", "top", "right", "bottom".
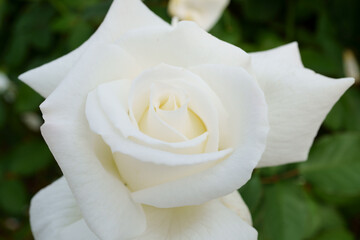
{"left": 168, "top": 0, "right": 230, "bottom": 31}
{"left": 251, "top": 42, "right": 303, "bottom": 68}
{"left": 86, "top": 85, "right": 232, "bottom": 166}
{"left": 136, "top": 200, "right": 256, "bottom": 240}
{"left": 250, "top": 44, "right": 354, "bottom": 167}
{"left": 31, "top": 178, "right": 256, "bottom": 240}
{"left": 86, "top": 88, "right": 232, "bottom": 191}
{"left": 41, "top": 123, "right": 146, "bottom": 239}
{"left": 114, "top": 151, "right": 225, "bottom": 191}
{"left": 142, "top": 82, "right": 205, "bottom": 142}
{"left": 132, "top": 64, "right": 269, "bottom": 208}
{"left": 40, "top": 44, "right": 146, "bottom": 239}
{"left": 30, "top": 177, "right": 98, "bottom": 240}
{"left": 117, "top": 21, "right": 250, "bottom": 71}
{"left": 151, "top": 84, "right": 205, "bottom": 140}
{"left": 94, "top": 79, "right": 208, "bottom": 154}
{"left": 190, "top": 64, "right": 269, "bottom": 149}
{"left": 220, "top": 191, "right": 253, "bottom": 226}
{"left": 138, "top": 95, "right": 189, "bottom": 143}
{"left": 128, "top": 64, "right": 223, "bottom": 152}
{"left": 19, "top": 0, "right": 168, "bottom": 98}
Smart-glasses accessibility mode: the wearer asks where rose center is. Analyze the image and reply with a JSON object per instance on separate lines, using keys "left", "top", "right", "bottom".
{"left": 137, "top": 85, "right": 207, "bottom": 142}
{"left": 158, "top": 95, "right": 180, "bottom": 111}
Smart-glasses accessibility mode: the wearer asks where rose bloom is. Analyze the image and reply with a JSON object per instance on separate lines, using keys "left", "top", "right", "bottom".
{"left": 168, "top": 0, "right": 230, "bottom": 30}
{"left": 20, "top": 0, "right": 353, "bottom": 239}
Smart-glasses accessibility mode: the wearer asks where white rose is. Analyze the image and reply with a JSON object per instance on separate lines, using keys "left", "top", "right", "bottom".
{"left": 168, "top": 0, "right": 230, "bottom": 30}
{"left": 20, "top": 0, "right": 353, "bottom": 239}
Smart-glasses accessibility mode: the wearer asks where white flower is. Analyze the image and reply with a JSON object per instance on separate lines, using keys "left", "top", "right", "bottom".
{"left": 0, "top": 72, "right": 10, "bottom": 94}
{"left": 0, "top": 72, "right": 16, "bottom": 103}
{"left": 168, "top": 0, "right": 230, "bottom": 30}
{"left": 343, "top": 49, "right": 359, "bottom": 82}
{"left": 21, "top": 112, "right": 43, "bottom": 132}
{"left": 20, "top": 0, "right": 353, "bottom": 239}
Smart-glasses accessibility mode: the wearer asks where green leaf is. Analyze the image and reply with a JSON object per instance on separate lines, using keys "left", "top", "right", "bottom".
{"left": 303, "top": 193, "right": 322, "bottom": 238}
{"left": 257, "top": 164, "right": 290, "bottom": 178}
{"left": 239, "top": 173, "right": 262, "bottom": 214}
{"left": 8, "top": 140, "right": 53, "bottom": 176}
{"left": 318, "top": 207, "right": 346, "bottom": 230}
{"left": 51, "top": 14, "right": 77, "bottom": 33}
{"left": 300, "top": 133, "right": 360, "bottom": 196}
{"left": 295, "top": 0, "right": 320, "bottom": 20}
{"left": 0, "top": 100, "right": 5, "bottom": 128}
{"left": 301, "top": 48, "right": 342, "bottom": 77}
{"left": 14, "top": 82, "right": 43, "bottom": 113}
{"left": 67, "top": 20, "right": 93, "bottom": 49}
{"left": 324, "top": 88, "right": 360, "bottom": 132}
{"left": 83, "top": 2, "right": 112, "bottom": 23}
{"left": 0, "top": 179, "right": 27, "bottom": 215}
{"left": 210, "top": 10, "right": 242, "bottom": 46}
{"left": 311, "top": 228, "right": 354, "bottom": 240}
{"left": 8, "top": 3, "right": 54, "bottom": 53}
{"left": 0, "top": 0, "right": 7, "bottom": 30}
{"left": 236, "top": 0, "right": 282, "bottom": 22}
{"left": 258, "top": 183, "right": 310, "bottom": 240}
{"left": 4, "top": 33, "right": 28, "bottom": 67}
{"left": 257, "top": 31, "right": 284, "bottom": 51}
{"left": 61, "top": 0, "right": 99, "bottom": 9}
{"left": 13, "top": 222, "right": 32, "bottom": 240}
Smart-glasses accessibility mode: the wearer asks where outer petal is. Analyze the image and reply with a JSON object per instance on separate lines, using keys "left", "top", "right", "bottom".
{"left": 220, "top": 191, "right": 253, "bottom": 226}
{"left": 40, "top": 44, "right": 146, "bottom": 239}
{"left": 168, "top": 0, "right": 230, "bottom": 31}
{"left": 131, "top": 64, "right": 269, "bottom": 208}
{"left": 116, "top": 21, "right": 250, "bottom": 71}
{"left": 136, "top": 200, "right": 256, "bottom": 240}
{"left": 19, "top": 0, "right": 168, "bottom": 98}
{"left": 251, "top": 43, "right": 354, "bottom": 167}
{"left": 30, "top": 177, "right": 98, "bottom": 240}
{"left": 189, "top": 64, "right": 268, "bottom": 149}
{"left": 31, "top": 178, "right": 256, "bottom": 240}
{"left": 251, "top": 42, "right": 303, "bottom": 68}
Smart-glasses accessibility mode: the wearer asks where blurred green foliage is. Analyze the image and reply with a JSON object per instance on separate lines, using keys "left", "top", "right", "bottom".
{"left": 0, "top": 0, "right": 359, "bottom": 239}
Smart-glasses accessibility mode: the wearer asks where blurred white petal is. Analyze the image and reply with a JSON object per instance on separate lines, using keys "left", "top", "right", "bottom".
{"left": 343, "top": 49, "right": 359, "bottom": 82}
{"left": 168, "top": 0, "right": 230, "bottom": 31}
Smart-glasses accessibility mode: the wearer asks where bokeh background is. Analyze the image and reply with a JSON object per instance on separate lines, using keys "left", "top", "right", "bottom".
{"left": 0, "top": 0, "right": 359, "bottom": 239}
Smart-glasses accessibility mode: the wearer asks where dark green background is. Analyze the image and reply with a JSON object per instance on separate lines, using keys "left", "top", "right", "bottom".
{"left": 0, "top": 0, "right": 359, "bottom": 239}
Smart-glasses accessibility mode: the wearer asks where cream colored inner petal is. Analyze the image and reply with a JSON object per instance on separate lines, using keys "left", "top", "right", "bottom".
{"left": 138, "top": 83, "right": 206, "bottom": 142}
{"left": 158, "top": 95, "right": 180, "bottom": 110}
{"left": 95, "top": 80, "right": 209, "bottom": 155}
{"left": 86, "top": 88, "right": 233, "bottom": 192}
{"left": 87, "top": 87, "right": 232, "bottom": 166}
{"left": 139, "top": 107, "right": 188, "bottom": 143}
{"left": 128, "top": 64, "right": 224, "bottom": 152}
{"left": 157, "top": 107, "right": 206, "bottom": 139}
